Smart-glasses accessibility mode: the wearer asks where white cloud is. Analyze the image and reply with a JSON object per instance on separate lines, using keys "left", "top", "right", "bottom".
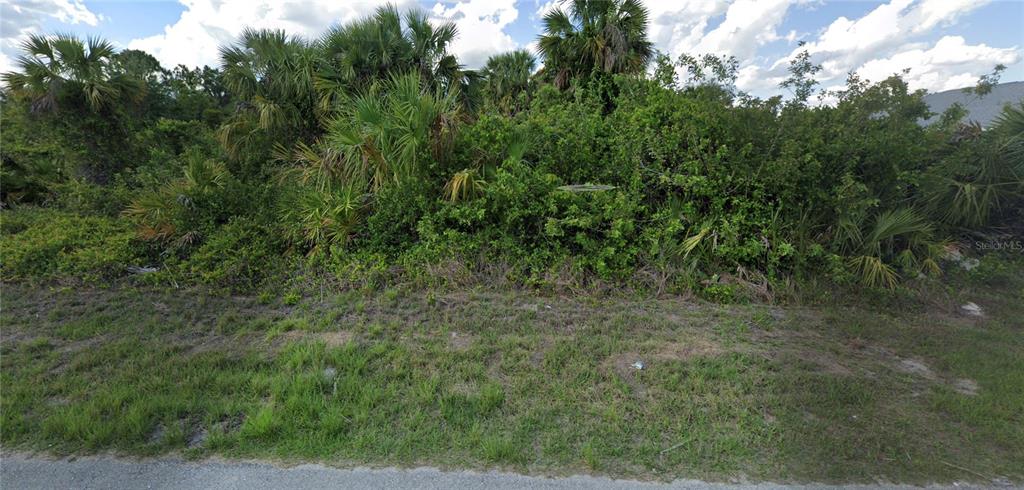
{"left": 127, "top": 0, "right": 421, "bottom": 69}
{"left": 641, "top": 0, "right": 801, "bottom": 93}
{"left": 645, "top": 0, "right": 731, "bottom": 58}
{"left": 856, "top": 36, "right": 1019, "bottom": 92}
{"left": 772, "top": 0, "right": 994, "bottom": 81}
{"left": 429, "top": 0, "right": 518, "bottom": 68}
{"left": 3, "top": 0, "right": 1018, "bottom": 99}
{"left": 740, "top": 0, "right": 1014, "bottom": 96}
{"left": 693, "top": 0, "right": 797, "bottom": 60}
{"left": 0, "top": 0, "right": 101, "bottom": 72}
{"left": 533, "top": 0, "right": 559, "bottom": 20}
{"left": 525, "top": 0, "right": 1016, "bottom": 97}
{"left": 126, "top": 0, "right": 518, "bottom": 70}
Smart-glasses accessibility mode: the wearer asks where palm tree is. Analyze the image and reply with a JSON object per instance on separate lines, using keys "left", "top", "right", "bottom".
{"left": 218, "top": 28, "right": 320, "bottom": 158}
{"left": 2, "top": 34, "right": 146, "bottom": 182}
{"left": 538, "top": 0, "right": 653, "bottom": 89}
{"left": 315, "top": 5, "right": 474, "bottom": 110}
{"left": 993, "top": 101, "right": 1024, "bottom": 173}
{"left": 921, "top": 102, "right": 1024, "bottom": 228}
{"left": 323, "top": 71, "right": 459, "bottom": 191}
{"left": 278, "top": 71, "right": 459, "bottom": 250}
{"left": 481, "top": 50, "right": 535, "bottom": 113}
{"left": 2, "top": 33, "right": 143, "bottom": 113}
{"left": 835, "top": 208, "right": 940, "bottom": 289}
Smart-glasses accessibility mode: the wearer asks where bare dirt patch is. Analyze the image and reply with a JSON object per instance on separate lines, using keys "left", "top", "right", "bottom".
{"left": 802, "top": 350, "right": 856, "bottom": 376}
{"left": 651, "top": 338, "right": 724, "bottom": 361}
{"left": 886, "top": 352, "right": 979, "bottom": 396}
{"left": 952, "top": 378, "right": 980, "bottom": 396}
{"left": 603, "top": 354, "right": 648, "bottom": 399}
{"left": 601, "top": 337, "right": 726, "bottom": 399}
{"left": 320, "top": 330, "right": 354, "bottom": 347}
{"left": 186, "top": 334, "right": 244, "bottom": 357}
{"left": 447, "top": 331, "right": 474, "bottom": 351}
{"left": 895, "top": 358, "right": 938, "bottom": 380}
{"left": 274, "top": 330, "right": 355, "bottom": 349}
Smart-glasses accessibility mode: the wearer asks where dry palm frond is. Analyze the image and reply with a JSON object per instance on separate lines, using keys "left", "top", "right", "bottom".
{"left": 836, "top": 208, "right": 938, "bottom": 289}
{"left": 680, "top": 226, "right": 711, "bottom": 257}
{"left": 848, "top": 255, "right": 899, "bottom": 290}
{"left": 124, "top": 183, "right": 186, "bottom": 241}
{"left": 444, "top": 168, "right": 486, "bottom": 202}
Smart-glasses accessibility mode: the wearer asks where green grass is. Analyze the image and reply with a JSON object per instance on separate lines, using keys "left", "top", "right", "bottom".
{"left": 1, "top": 261, "right": 1022, "bottom": 483}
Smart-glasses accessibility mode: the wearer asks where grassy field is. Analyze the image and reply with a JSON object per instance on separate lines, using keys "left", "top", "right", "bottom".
{"left": 1, "top": 259, "right": 1022, "bottom": 484}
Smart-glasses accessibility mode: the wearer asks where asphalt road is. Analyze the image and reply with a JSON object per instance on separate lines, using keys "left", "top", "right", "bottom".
{"left": 0, "top": 453, "right": 1009, "bottom": 490}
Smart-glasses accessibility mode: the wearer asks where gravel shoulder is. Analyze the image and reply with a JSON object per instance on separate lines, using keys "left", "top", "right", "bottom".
{"left": 0, "top": 453, "right": 1010, "bottom": 490}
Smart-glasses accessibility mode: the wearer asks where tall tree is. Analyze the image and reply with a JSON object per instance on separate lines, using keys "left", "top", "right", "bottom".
{"left": 316, "top": 5, "right": 475, "bottom": 110}
{"left": 2, "top": 33, "right": 146, "bottom": 182}
{"left": 537, "top": 0, "right": 653, "bottom": 89}
{"left": 481, "top": 50, "right": 536, "bottom": 113}
{"left": 2, "top": 33, "right": 144, "bottom": 113}
{"left": 218, "top": 28, "right": 320, "bottom": 164}
{"left": 162, "top": 65, "right": 231, "bottom": 125}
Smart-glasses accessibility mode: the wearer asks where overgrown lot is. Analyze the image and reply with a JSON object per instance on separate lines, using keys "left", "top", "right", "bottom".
{"left": 2, "top": 2, "right": 1023, "bottom": 484}
{"left": 2, "top": 257, "right": 1021, "bottom": 484}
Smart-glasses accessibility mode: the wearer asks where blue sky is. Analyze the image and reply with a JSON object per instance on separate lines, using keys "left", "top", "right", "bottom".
{"left": 2, "top": 0, "right": 1022, "bottom": 98}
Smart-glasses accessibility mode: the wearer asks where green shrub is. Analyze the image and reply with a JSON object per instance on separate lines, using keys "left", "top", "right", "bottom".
{"left": 1, "top": 207, "right": 143, "bottom": 281}
{"left": 50, "top": 178, "right": 134, "bottom": 216}
{"left": 181, "top": 217, "right": 288, "bottom": 289}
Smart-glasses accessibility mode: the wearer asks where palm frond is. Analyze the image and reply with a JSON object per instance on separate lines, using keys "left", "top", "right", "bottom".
{"left": 444, "top": 168, "right": 486, "bottom": 202}
{"left": 848, "top": 255, "right": 899, "bottom": 290}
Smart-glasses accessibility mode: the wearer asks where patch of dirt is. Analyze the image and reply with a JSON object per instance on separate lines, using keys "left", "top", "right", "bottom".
{"left": 320, "top": 330, "right": 354, "bottom": 347}
{"left": 530, "top": 339, "right": 550, "bottom": 368}
{"left": 888, "top": 354, "right": 979, "bottom": 396}
{"left": 212, "top": 413, "right": 245, "bottom": 436}
{"left": 651, "top": 338, "right": 725, "bottom": 361}
{"left": 952, "top": 378, "right": 980, "bottom": 396}
{"left": 802, "top": 350, "right": 855, "bottom": 376}
{"left": 603, "top": 354, "right": 648, "bottom": 399}
{"left": 148, "top": 424, "right": 166, "bottom": 444}
{"left": 602, "top": 336, "right": 728, "bottom": 389}
{"left": 47, "top": 334, "right": 116, "bottom": 375}
{"left": 187, "top": 428, "right": 208, "bottom": 448}
{"left": 447, "top": 331, "right": 474, "bottom": 351}
{"left": 56, "top": 334, "right": 113, "bottom": 355}
{"left": 601, "top": 337, "right": 727, "bottom": 398}
{"left": 273, "top": 330, "right": 354, "bottom": 350}
{"left": 185, "top": 335, "right": 241, "bottom": 357}
{"left": 894, "top": 358, "right": 938, "bottom": 381}
{"left": 516, "top": 303, "right": 540, "bottom": 312}
{"left": 764, "top": 328, "right": 981, "bottom": 393}
{"left": 45, "top": 396, "right": 69, "bottom": 407}
{"left": 448, "top": 380, "right": 481, "bottom": 395}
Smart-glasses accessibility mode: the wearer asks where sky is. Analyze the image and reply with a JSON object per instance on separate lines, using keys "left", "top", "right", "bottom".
{"left": 1, "top": 0, "right": 1022, "bottom": 98}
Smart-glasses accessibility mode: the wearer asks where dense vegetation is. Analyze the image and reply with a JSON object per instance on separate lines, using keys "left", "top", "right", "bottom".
{"left": 2, "top": 1, "right": 1022, "bottom": 298}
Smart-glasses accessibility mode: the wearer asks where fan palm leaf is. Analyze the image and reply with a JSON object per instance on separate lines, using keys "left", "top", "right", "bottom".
{"left": 538, "top": 0, "right": 653, "bottom": 89}
{"left": 2, "top": 33, "right": 142, "bottom": 113}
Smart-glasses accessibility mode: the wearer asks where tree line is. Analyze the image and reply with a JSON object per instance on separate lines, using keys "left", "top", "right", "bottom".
{"left": 2, "top": 0, "right": 1022, "bottom": 295}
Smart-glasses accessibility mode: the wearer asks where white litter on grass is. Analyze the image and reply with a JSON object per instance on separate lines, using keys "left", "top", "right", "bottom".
{"left": 127, "top": 265, "right": 158, "bottom": 274}
{"left": 960, "top": 258, "right": 980, "bottom": 271}
{"left": 631, "top": 361, "right": 645, "bottom": 370}
{"left": 322, "top": 367, "right": 337, "bottom": 379}
{"left": 961, "top": 302, "right": 983, "bottom": 317}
